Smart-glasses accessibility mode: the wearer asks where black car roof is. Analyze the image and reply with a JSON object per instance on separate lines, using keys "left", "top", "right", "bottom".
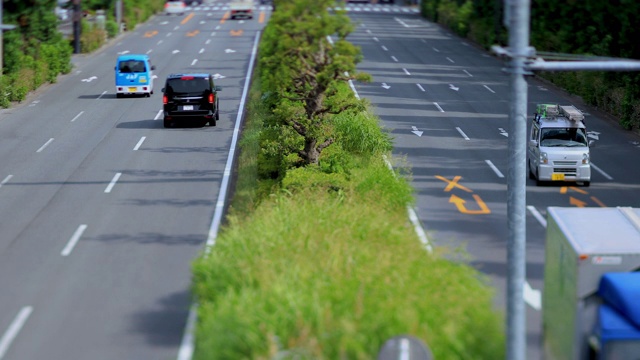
{"left": 166, "top": 73, "right": 210, "bottom": 79}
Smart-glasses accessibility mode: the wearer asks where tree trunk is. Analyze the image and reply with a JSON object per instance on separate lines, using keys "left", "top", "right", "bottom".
{"left": 303, "top": 137, "right": 320, "bottom": 165}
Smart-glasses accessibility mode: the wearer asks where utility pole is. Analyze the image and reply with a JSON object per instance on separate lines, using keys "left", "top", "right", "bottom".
{"left": 115, "top": 0, "right": 122, "bottom": 34}
{"left": 0, "top": 0, "right": 17, "bottom": 76}
{"left": 492, "top": 1, "right": 640, "bottom": 359}
{"left": 72, "top": 0, "right": 81, "bottom": 54}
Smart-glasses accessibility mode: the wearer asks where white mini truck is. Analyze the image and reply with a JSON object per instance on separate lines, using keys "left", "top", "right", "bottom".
{"left": 527, "top": 104, "right": 592, "bottom": 186}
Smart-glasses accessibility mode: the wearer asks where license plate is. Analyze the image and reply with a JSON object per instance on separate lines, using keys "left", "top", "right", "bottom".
{"left": 128, "top": 87, "right": 137, "bottom": 92}
{"left": 551, "top": 173, "right": 565, "bottom": 181}
{"left": 182, "top": 105, "right": 193, "bottom": 111}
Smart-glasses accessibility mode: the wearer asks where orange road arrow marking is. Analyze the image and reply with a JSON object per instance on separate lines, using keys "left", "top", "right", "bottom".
{"left": 181, "top": 12, "right": 195, "bottom": 25}
{"left": 435, "top": 175, "right": 472, "bottom": 193}
{"left": 259, "top": 11, "right": 266, "bottom": 23}
{"left": 591, "top": 196, "right": 607, "bottom": 207}
{"left": 230, "top": 29, "right": 243, "bottom": 36}
{"left": 143, "top": 30, "right": 158, "bottom": 38}
{"left": 449, "top": 194, "right": 491, "bottom": 214}
{"left": 187, "top": 30, "right": 200, "bottom": 37}
{"left": 560, "top": 186, "right": 588, "bottom": 195}
{"left": 221, "top": 12, "right": 229, "bottom": 24}
{"left": 569, "top": 196, "right": 587, "bottom": 207}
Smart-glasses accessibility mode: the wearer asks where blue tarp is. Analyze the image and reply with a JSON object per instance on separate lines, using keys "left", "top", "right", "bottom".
{"left": 598, "top": 272, "right": 640, "bottom": 329}
{"left": 598, "top": 304, "right": 640, "bottom": 342}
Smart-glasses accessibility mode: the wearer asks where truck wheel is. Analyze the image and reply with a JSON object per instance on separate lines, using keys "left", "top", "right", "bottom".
{"left": 528, "top": 161, "right": 535, "bottom": 180}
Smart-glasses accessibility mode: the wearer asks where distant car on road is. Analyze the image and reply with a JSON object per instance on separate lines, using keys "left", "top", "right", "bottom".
{"left": 165, "top": 0, "right": 186, "bottom": 15}
{"left": 162, "top": 74, "right": 221, "bottom": 128}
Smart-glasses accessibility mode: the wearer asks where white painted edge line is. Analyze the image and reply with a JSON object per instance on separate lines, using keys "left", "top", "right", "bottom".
{"left": 0, "top": 175, "right": 13, "bottom": 189}
{"left": 433, "top": 102, "right": 444, "bottom": 112}
{"left": 96, "top": 90, "right": 107, "bottom": 100}
{"left": 400, "top": 338, "right": 410, "bottom": 360}
{"left": 70, "top": 111, "right": 84, "bottom": 122}
{"left": 416, "top": 84, "right": 425, "bottom": 92}
{"left": 178, "top": 26, "right": 262, "bottom": 360}
{"left": 133, "top": 136, "right": 146, "bottom": 151}
{"left": 455, "top": 127, "right": 470, "bottom": 140}
{"left": 176, "top": 304, "right": 198, "bottom": 360}
{"left": 104, "top": 172, "right": 122, "bottom": 193}
{"left": 61, "top": 224, "right": 88, "bottom": 256}
{"left": 591, "top": 162, "right": 613, "bottom": 180}
{"left": 155, "top": 109, "right": 163, "bottom": 120}
{"left": 463, "top": 69, "right": 473, "bottom": 77}
{"left": 0, "top": 306, "right": 33, "bottom": 359}
{"left": 191, "top": 59, "right": 198, "bottom": 66}
{"left": 36, "top": 138, "right": 54, "bottom": 153}
{"left": 381, "top": 45, "right": 388, "bottom": 51}
{"left": 527, "top": 205, "right": 547, "bottom": 228}
{"left": 483, "top": 84, "right": 496, "bottom": 93}
{"left": 485, "top": 160, "right": 504, "bottom": 178}
{"left": 446, "top": 57, "right": 455, "bottom": 63}
{"left": 402, "top": 68, "right": 411, "bottom": 75}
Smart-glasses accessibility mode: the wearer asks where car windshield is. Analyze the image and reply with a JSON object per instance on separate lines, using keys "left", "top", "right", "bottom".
{"left": 166, "top": 77, "right": 209, "bottom": 95}
{"left": 540, "top": 127, "right": 588, "bottom": 147}
{"left": 119, "top": 60, "right": 146, "bottom": 73}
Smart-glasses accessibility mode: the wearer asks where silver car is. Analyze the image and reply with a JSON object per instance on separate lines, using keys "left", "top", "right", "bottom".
{"left": 165, "top": 0, "right": 186, "bottom": 15}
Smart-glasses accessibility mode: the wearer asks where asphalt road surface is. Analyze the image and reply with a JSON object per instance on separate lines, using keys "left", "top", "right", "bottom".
{"left": 0, "top": 5, "right": 268, "bottom": 360}
{"left": 346, "top": 10, "right": 640, "bottom": 360}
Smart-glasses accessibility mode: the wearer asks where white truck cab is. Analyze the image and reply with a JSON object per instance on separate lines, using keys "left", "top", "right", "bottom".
{"left": 527, "top": 104, "right": 591, "bottom": 186}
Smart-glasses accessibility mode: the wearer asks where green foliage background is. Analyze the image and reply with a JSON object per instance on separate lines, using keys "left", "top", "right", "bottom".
{"left": 420, "top": 0, "right": 640, "bottom": 130}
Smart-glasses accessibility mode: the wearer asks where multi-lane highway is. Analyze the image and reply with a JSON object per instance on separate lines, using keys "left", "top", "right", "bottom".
{"left": 0, "top": 3, "right": 268, "bottom": 359}
{"left": 3, "top": 2, "right": 639, "bottom": 359}
{"left": 345, "top": 10, "right": 640, "bottom": 360}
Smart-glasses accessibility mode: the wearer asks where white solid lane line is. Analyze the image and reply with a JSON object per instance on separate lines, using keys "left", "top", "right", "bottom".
{"left": 36, "top": 138, "right": 54, "bottom": 153}
{"left": 133, "top": 137, "right": 146, "bottom": 151}
{"left": 104, "top": 173, "right": 122, "bottom": 193}
{"left": 0, "top": 306, "right": 33, "bottom": 359}
{"left": 61, "top": 225, "right": 88, "bottom": 256}
{"left": 70, "top": 111, "right": 84, "bottom": 122}
{"left": 456, "top": 127, "right": 470, "bottom": 140}
{"left": 177, "top": 304, "right": 198, "bottom": 360}
{"left": 0, "top": 175, "right": 12, "bottom": 189}
{"left": 591, "top": 163, "right": 613, "bottom": 180}
{"left": 485, "top": 160, "right": 504, "bottom": 178}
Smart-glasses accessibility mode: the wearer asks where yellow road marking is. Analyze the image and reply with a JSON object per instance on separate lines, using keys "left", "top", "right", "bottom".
{"left": 181, "top": 12, "right": 195, "bottom": 25}
{"left": 143, "top": 30, "right": 158, "bottom": 38}
{"left": 259, "top": 11, "right": 266, "bottom": 23}
{"left": 560, "top": 186, "right": 588, "bottom": 195}
{"left": 221, "top": 11, "right": 229, "bottom": 24}
{"left": 230, "top": 29, "right": 243, "bottom": 36}
{"left": 569, "top": 196, "right": 587, "bottom": 207}
{"left": 187, "top": 30, "right": 200, "bottom": 37}
{"left": 591, "top": 196, "right": 607, "bottom": 207}
{"left": 435, "top": 175, "right": 472, "bottom": 193}
{"left": 449, "top": 194, "right": 491, "bottom": 215}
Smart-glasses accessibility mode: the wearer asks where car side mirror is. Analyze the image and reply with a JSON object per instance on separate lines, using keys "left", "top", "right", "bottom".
{"left": 589, "top": 140, "right": 596, "bottom": 148}
{"left": 151, "top": 65, "right": 156, "bottom": 70}
{"left": 529, "top": 139, "right": 538, "bottom": 147}
{"left": 215, "top": 86, "right": 222, "bottom": 91}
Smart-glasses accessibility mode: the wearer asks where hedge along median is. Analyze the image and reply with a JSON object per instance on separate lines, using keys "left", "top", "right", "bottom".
{"left": 191, "top": 0, "right": 505, "bottom": 358}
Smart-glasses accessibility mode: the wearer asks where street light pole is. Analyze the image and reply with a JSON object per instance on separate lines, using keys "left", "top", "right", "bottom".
{"left": 73, "top": 0, "right": 81, "bottom": 54}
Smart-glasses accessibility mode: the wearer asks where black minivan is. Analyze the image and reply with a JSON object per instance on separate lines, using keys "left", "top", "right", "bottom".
{"left": 162, "top": 73, "right": 221, "bottom": 128}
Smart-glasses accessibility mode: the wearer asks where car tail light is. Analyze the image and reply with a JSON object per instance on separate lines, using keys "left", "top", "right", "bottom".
{"left": 143, "top": 87, "right": 148, "bottom": 91}
{"left": 164, "top": 3, "right": 169, "bottom": 8}
{"left": 208, "top": 93, "right": 215, "bottom": 104}
{"left": 163, "top": 95, "right": 168, "bottom": 104}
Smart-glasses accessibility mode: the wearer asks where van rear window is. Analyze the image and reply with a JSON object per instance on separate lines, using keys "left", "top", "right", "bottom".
{"left": 165, "top": 78, "right": 210, "bottom": 94}
{"left": 119, "top": 60, "right": 146, "bottom": 73}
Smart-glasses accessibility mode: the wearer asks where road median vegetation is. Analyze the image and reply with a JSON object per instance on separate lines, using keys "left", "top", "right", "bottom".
{"left": 191, "top": 0, "right": 504, "bottom": 358}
